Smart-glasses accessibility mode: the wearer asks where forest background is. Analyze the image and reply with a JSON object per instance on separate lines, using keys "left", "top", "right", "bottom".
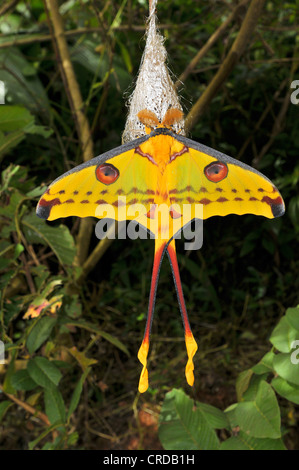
{"left": 0, "top": 0, "right": 299, "bottom": 450}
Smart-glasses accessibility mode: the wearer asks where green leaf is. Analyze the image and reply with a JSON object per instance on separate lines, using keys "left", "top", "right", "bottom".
{"left": 236, "top": 369, "right": 253, "bottom": 400}
{"left": 286, "top": 307, "right": 299, "bottom": 331}
{"left": 26, "top": 316, "right": 57, "bottom": 354}
{"left": 252, "top": 351, "right": 275, "bottom": 375}
{"left": 220, "top": 432, "right": 286, "bottom": 450}
{"left": 22, "top": 212, "right": 76, "bottom": 266}
{"left": 242, "top": 374, "right": 268, "bottom": 401}
{"left": 23, "top": 123, "right": 53, "bottom": 138}
{"left": 195, "top": 402, "right": 230, "bottom": 429}
{"left": 0, "top": 49, "right": 50, "bottom": 115}
{"left": 0, "top": 105, "right": 33, "bottom": 131}
{"left": 67, "top": 368, "right": 91, "bottom": 421}
{"left": 226, "top": 381, "right": 281, "bottom": 439}
{"left": 27, "top": 357, "right": 62, "bottom": 389}
{"left": 0, "top": 400, "right": 14, "bottom": 422}
{"left": 0, "top": 129, "right": 25, "bottom": 158}
{"left": 28, "top": 422, "right": 63, "bottom": 450}
{"left": 118, "top": 41, "right": 133, "bottom": 73}
{"left": 67, "top": 347, "right": 97, "bottom": 371}
{"left": 273, "top": 352, "right": 299, "bottom": 386}
{"left": 11, "top": 369, "right": 38, "bottom": 391}
{"left": 158, "top": 389, "right": 220, "bottom": 450}
{"left": 272, "top": 376, "right": 299, "bottom": 405}
{"left": 0, "top": 191, "right": 23, "bottom": 219}
{"left": 14, "top": 243, "right": 24, "bottom": 258}
{"left": 61, "top": 319, "right": 129, "bottom": 356}
{"left": 270, "top": 316, "right": 299, "bottom": 353}
{"left": 44, "top": 386, "right": 66, "bottom": 424}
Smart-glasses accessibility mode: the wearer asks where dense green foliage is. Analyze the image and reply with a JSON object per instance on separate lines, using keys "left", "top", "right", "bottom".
{"left": 0, "top": 0, "right": 298, "bottom": 450}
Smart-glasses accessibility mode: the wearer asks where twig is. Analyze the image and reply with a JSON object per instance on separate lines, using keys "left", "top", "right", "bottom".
{"left": 175, "top": 0, "right": 250, "bottom": 88}
{"left": 185, "top": 0, "right": 266, "bottom": 133}
{"left": 12, "top": 232, "right": 36, "bottom": 294}
{"left": 0, "top": 384, "right": 50, "bottom": 427}
{"left": 252, "top": 45, "right": 299, "bottom": 167}
{"left": 0, "top": 0, "right": 19, "bottom": 17}
{"left": 43, "top": 1, "right": 94, "bottom": 162}
{"left": 237, "top": 78, "right": 288, "bottom": 160}
{"left": 0, "top": 23, "right": 190, "bottom": 50}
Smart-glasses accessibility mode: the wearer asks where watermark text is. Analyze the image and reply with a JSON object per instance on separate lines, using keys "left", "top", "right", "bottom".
{"left": 94, "top": 198, "right": 203, "bottom": 250}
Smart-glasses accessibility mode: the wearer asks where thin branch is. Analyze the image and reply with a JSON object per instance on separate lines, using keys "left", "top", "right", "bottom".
{"left": 237, "top": 78, "right": 288, "bottom": 160}
{"left": 0, "top": 23, "right": 190, "bottom": 49}
{"left": 0, "top": 0, "right": 19, "bottom": 17}
{"left": 43, "top": 1, "right": 94, "bottom": 162}
{"left": 253, "top": 45, "right": 299, "bottom": 167}
{"left": 175, "top": 0, "right": 250, "bottom": 88}
{"left": 12, "top": 232, "right": 36, "bottom": 294}
{"left": 185, "top": 0, "right": 266, "bottom": 133}
{"left": 0, "top": 384, "right": 50, "bottom": 427}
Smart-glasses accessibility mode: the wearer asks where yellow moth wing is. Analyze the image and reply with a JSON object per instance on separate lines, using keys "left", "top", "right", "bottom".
{"left": 37, "top": 144, "right": 158, "bottom": 223}
{"left": 164, "top": 135, "right": 285, "bottom": 221}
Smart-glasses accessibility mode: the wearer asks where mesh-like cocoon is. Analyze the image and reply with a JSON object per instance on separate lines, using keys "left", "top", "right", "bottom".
{"left": 122, "top": 12, "right": 185, "bottom": 143}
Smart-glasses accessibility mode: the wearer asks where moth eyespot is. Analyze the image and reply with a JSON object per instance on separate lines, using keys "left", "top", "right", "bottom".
{"left": 204, "top": 162, "right": 228, "bottom": 182}
{"left": 96, "top": 163, "right": 119, "bottom": 184}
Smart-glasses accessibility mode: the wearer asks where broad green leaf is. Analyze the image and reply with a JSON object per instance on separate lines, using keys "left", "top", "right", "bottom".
{"left": 286, "top": 307, "right": 299, "bottom": 331}
{"left": 0, "top": 49, "right": 50, "bottom": 115}
{"left": 0, "top": 105, "right": 33, "bottom": 131}
{"left": 22, "top": 212, "right": 76, "bottom": 266}
{"left": 27, "top": 357, "right": 62, "bottom": 389}
{"left": 26, "top": 316, "right": 57, "bottom": 354}
{"left": 273, "top": 353, "right": 299, "bottom": 386}
{"left": 236, "top": 369, "right": 253, "bottom": 400}
{"left": 242, "top": 374, "right": 269, "bottom": 401}
{"left": 195, "top": 402, "right": 230, "bottom": 429}
{"left": 252, "top": 351, "right": 275, "bottom": 375}
{"left": 67, "top": 368, "right": 91, "bottom": 421}
{"left": 272, "top": 376, "right": 299, "bottom": 405}
{"left": 11, "top": 369, "right": 38, "bottom": 391}
{"left": 44, "top": 387, "right": 66, "bottom": 424}
{"left": 159, "top": 389, "right": 220, "bottom": 450}
{"left": 227, "top": 381, "right": 281, "bottom": 439}
{"left": 270, "top": 316, "right": 298, "bottom": 353}
{"left": 0, "top": 191, "right": 23, "bottom": 219}
{"left": 220, "top": 432, "right": 286, "bottom": 450}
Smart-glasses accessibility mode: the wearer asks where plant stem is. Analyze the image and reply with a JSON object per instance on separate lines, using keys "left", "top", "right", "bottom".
{"left": 185, "top": 0, "right": 266, "bottom": 133}
{"left": 175, "top": 0, "right": 250, "bottom": 88}
{"left": 43, "top": 0, "right": 95, "bottom": 266}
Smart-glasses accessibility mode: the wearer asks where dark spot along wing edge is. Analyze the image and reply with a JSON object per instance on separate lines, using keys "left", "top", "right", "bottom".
{"left": 173, "top": 132, "right": 285, "bottom": 218}
{"left": 36, "top": 135, "right": 150, "bottom": 219}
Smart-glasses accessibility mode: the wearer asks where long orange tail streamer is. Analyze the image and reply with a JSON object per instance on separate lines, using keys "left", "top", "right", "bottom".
{"left": 167, "top": 239, "right": 198, "bottom": 387}
{"left": 138, "top": 238, "right": 167, "bottom": 393}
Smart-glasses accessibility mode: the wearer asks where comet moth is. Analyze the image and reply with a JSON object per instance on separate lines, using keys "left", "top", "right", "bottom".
{"left": 36, "top": 108, "right": 285, "bottom": 392}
